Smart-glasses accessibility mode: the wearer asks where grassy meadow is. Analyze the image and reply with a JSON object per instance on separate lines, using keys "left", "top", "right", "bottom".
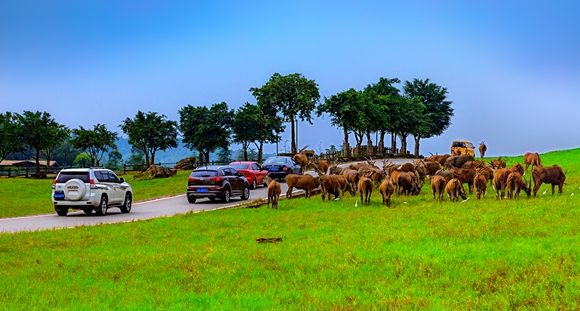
{"left": 1, "top": 149, "right": 580, "bottom": 309}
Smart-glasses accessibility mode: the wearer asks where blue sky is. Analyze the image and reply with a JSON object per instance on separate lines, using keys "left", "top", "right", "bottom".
{"left": 1, "top": 1, "right": 579, "bottom": 156}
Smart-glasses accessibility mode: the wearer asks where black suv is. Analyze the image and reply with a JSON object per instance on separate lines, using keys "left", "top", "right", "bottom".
{"left": 186, "top": 166, "right": 250, "bottom": 203}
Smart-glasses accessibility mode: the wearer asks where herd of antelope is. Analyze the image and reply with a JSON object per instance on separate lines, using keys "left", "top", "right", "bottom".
{"left": 261, "top": 144, "right": 567, "bottom": 209}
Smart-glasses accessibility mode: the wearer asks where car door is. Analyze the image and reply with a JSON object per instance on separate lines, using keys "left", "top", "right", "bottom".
{"left": 108, "top": 171, "right": 126, "bottom": 204}
{"left": 225, "top": 168, "right": 243, "bottom": 194}
{"left": 252, "top": 163, "right": 267, "bottom": 184}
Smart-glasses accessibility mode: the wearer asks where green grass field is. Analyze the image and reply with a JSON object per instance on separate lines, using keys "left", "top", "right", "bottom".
{"left": 1, "top": 149, "right": 580, "bottom": 309}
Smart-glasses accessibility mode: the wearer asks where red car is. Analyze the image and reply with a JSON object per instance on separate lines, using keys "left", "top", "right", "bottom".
{"left": 229, "top": 161, "right": 269, "bottom": 189}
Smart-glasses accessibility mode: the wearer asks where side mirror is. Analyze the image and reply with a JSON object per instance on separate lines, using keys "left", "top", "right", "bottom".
{"left": 119, "top": 177, "right": 125, "bottom": 183}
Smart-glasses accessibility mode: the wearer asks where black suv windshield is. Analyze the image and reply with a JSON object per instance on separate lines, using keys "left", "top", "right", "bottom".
{"left": 56, "top": 172, "right": 90, "bottom": 183}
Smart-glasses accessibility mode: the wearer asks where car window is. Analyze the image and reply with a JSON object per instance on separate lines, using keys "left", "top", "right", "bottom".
{"left": 229, "top": 163, "right": 247, "bottom": 170}
{"left": 109, "top": 171, "right": 120, "bottom": 183}
{"left": 96, "top": 171, "right": 110, "bottom": 182}
{"left": 190, "top": 170, "right": 218, "bottom": 178}
{"left": 223, "top": 168, "right": 235, "bottom": 176}
{"left": 252, "top": 163, "right": 261, "bottom": 170}
{"left": 56, "top": 172, "right": 90, "bottom": 183}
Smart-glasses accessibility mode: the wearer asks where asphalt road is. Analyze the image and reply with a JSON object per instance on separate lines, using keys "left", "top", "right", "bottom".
{"left": 0, "top": 158, "right": 412, "bottom": 233}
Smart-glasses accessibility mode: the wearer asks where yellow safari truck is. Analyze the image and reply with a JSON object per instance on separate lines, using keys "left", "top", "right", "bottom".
{"left": 451, "top": 140, "right": 475, "bottom": 156}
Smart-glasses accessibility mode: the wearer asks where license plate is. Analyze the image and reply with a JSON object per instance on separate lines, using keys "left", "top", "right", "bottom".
{"left": 197, "top": 188, "right": 208, "bottom": 192}
{"left": 268, "top": 168, "right": 277, "bottom": 171}
{"left": 53, "top": 193, "right": 65, "bottom": 199}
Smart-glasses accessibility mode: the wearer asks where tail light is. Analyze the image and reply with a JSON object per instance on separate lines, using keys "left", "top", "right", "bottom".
{"left": 52, "top": 179, "right": 56, "bottom": 190}
{"left": 210, "top": 177, "right": 222, "bottom": 182}
{"left": 90, "top": 179, "right": 96, "bottom": 189}
{"left": 188, "top": 177, "right": 195, "bottom": 182}
{"left": 283, "top": 166, "right": 288, "bottom": 172}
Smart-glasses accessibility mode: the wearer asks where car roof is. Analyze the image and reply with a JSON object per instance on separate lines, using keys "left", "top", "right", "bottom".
{"left": 194, "top": 165, "right": 230, "bottom": 170}
{"left": 229, "top": 161, "right": 257, "bottom": 164}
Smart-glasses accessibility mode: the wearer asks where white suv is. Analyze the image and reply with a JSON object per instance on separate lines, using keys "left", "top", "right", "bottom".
{"left": 52, "top": 168, "right": 133, "bottom": 216}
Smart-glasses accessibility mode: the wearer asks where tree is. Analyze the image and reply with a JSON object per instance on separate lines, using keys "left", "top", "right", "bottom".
{"left": 73, "top": 153, "right": 92, "bottom": 168}
{"left": 51, "top": 140, "right": 82, "bottom": 167}
{"left": 250, "top": 73, "right": 320, "bottom": 154}
{"left": 70, "top": 124, "right": 117, "bottom": 167}
{"left": 0, "top": 112, "right": 23, "bottom": 163}
{"left": 16, "top": 111, "right": 68, "bottom": 177}
{"left": 363, "top": 77, "right": 402, "bottom": 154}
{"left": 120, "top": 111, "right": 178, "bottom": 167}
{"left": 232, "top": 102, "right": 281, "bottom": 162}
{"left": 216, "top": 148, "right": 232, "bottom": 164}
{"left": 40, "top": 123, "right": 70, "bottom": 174}
{"left": 179, "top": 102, "right": 234, "bottom": 165}
{"left": 232, "top": 103, "right": 260, "bottom": 161}
{"left": 316, "top": 88, "right": 363, "bottom": 157}
{"left": 106, "top": 150, "right": 123, "bottom": 171}
{"left": 403, "top": 78, "right": 454, "bottom": 156}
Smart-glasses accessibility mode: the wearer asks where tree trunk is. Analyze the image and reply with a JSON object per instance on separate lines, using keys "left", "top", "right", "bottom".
{"left": 205, "top": 152, "right": 210, "bottom": 165}
{"left": 145, "top": 152, "right": 150, "bottom": 168}
{"left": 366, "top": 131, "right": 373, "bottom": 156}
{"left": 35, "top": 149, "right": 40, "bottom": 176}
{"left": 414, "top": 135, "right": 421, "bottom": 157}
{"left": 151, "top": 152, "right": 156, "bottom": 166}
{"left": 379, "top": 130, "right": 386, "bottom": 155}
{"left": 290, "top": 117, "right": 296, "bottom": 154}
{"left": 343, "top": 127, "right": 350, "bottom": 157}
{"left": 391, "top": 132, "right": 397, "bottom": 154}
{"left": 45, "top": 156, "right": 50, "bottom": 175}
{"left": 399, "top": 134, "right": 408, "bottom": 156}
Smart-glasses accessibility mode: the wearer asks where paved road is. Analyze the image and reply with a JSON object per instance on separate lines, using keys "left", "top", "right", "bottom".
{"left": 0, "top": 158, "right": 412, "bottom": 233}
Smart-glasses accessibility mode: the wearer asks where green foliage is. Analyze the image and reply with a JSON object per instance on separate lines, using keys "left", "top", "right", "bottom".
{"left": 70, "top": 123, "right": 117, "bottom": 167}
{"left": 15, "top": 110, "right": 69, "bottom": 175}
{"left": 0, "top": 111, "right": 23, "bottom": 162}
{"left": 106, "top": 150, "right": 123, "bottom": 171}
{"left": 126, "top": 153, "right": 145, "bottom": 165}
{"left": 179, "top": 102, "right": 234, "bottom": 165}
{"left": 250, "top": 72, "right": 320, "bottom": 153}
{"left": 50, "top": 140, "right": 82, "bottom": 167}
{"left": 120, "top": 111, "right": 178, "bottom": 167}
{"left": 72, "top": 153, "right": 91, "bottom": 168}
{"left": 216, "top": 148, "right": 232, "bottom": 163}
{"left": 317, "top": 88, "right": 363, "bottom": 149}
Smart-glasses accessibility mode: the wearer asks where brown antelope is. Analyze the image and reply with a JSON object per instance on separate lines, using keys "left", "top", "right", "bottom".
{"left": 292, "top": 145, "right": 310, "bottom": 174}
{"left": 263, "top": 174, "right": 281, "bottom": 209}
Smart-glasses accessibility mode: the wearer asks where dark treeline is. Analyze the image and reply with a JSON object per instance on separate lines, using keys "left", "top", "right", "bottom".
{"left": 0, "top": 74, "right": 453, "bottom": 177}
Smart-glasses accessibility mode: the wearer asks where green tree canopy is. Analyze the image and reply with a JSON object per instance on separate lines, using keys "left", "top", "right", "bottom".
{"left": 403, "top": 78, "right": 454, "bottom": 155}
{"left": 179, "top": 102, "right": 234, "bottom": 165}
{"left": 119, "top": 111, "right": 178, "bottom": 167}
{"left": 70, "top": 124, "right": 118, "bottom": 167}
{"left": 106, "top": 150, "right": 123, "bottom": 171}
{"left": 316, "top": 88, "right": 363, "bottom": 156}
{"left": 250, "top": 73, "right": 320, "bottom": 154}
{"left": 232, "top": 102, "right": 281, "bottom": 162}
{"left": 0, "top": 112, "right": 23, "bottom": 163}
{"left": 73, "top": 153, "right": 92, "bottom": 168}
{"left": 16, "top": 111, "right": 69, "bottom": 176}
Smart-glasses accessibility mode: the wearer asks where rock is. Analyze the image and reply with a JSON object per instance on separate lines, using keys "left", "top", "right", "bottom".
{"left": 174, "top": 156, "right": 196, "bottom": 171}
{"left": 146, "top": 165, "right": 177, "bottom": 178}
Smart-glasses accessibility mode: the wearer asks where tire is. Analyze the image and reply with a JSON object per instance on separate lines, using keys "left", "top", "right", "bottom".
{"left": 222, "top": 188, "right": 231, "bottom": 203}
{"left": 241, "top": 186, "right": 250, "bottom": 200}
{"left": 64, "top": 179, "right": 87, "bottom": 201}
{"left": 97, "top": 196, "right": 108, "bottom": 216}
{"left": 187, "top": 196, "right": 196, "bottom": 204}
{"left": 56, "top": 208, "right": 68, "bottom": 216}
{"left": 251, "top": 178, "right": 257, "bottom": 189}
{"left": 120, "top": 193, "right": 132, "bottom": 213}
{"left": 83, "top": 208, "right": 93, "bottom": 214}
